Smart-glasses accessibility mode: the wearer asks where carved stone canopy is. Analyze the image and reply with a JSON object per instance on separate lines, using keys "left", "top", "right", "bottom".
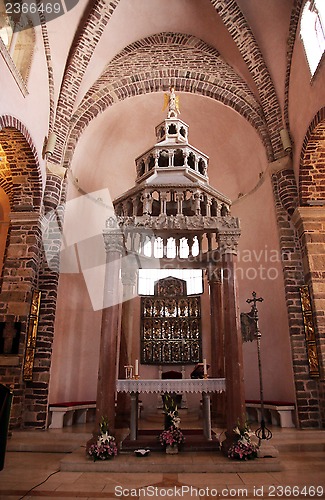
{"left": 111, "top": 88, "right": 240, "bottom": 263}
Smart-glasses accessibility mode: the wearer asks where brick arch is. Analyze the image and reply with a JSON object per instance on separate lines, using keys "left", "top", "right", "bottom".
{"left": 283, "top": 0, "right": 304, "bottom": 129}
{"left": 51, "top": 0, "right": 120, "bottom": 164}
{"left": 66, "top": 75, "right": 271, "bottom": 165}
{"left": 210, "top": 0, "right": 283, "bottom": 158}
{"left": 65, "top": 32, "right": 272, "bottom": 165}
{"left": 299, "top": 107, "right": 325, "bottom": 205}
{"left": 0, "top": 116, "right": 42, "bottom": 210}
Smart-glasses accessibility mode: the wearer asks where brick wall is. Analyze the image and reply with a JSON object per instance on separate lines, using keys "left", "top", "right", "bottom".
{"left": 296, "top": 109, "right": 325, "bottom": 427}
{"left": 0, "top": 124, "right": 66, "bottom": 429}
{"left": 272, "top": 167, "right": 321, "bottom": 427}
{"left": 299, "top": 108, "right": 325, "bottom": 205}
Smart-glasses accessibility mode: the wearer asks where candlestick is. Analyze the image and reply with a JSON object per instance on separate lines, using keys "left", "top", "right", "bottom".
{"left": 203, "top": 358, "right": 207, "bottom": 376}
{"left": 124, "top": 365, "right": 133, "bottom": 379}
{"left": 135, "top": 359, "right": 139, "bottom": 377}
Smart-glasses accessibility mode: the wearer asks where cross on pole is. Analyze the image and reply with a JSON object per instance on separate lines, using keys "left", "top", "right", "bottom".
{"left": 246, "top": 291, "right": 264, "bottom": 329}
{"left": 245, "top": 292, "right": 272, "bottom": 443}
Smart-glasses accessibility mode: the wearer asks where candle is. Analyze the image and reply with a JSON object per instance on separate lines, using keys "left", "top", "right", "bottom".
{"left": 135, "top": 359, "right": 139, "bottom": 377}
{"left": 203, "top": 358, "right": 207, "bottom": 376}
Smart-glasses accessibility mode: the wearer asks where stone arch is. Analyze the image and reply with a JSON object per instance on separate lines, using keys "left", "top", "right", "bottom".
{"left": 51, "top": 0, "right": 120, "bottom": 164}
{"left": 283, "top": 1, "right": 305, "bottom": 129}
{"left": 0, "top": 187, "right": 11, "bottom": 278}
{"left": 210, "top": 0, "right": 283, "bottom": 157}
{"left": 0, "top": 116, "right": 42, "bottom": 210}
{"left": 299, "top": 107, "right": 325, "bottom": 205}
{"left": 64, "top": 32, "right": 273, "bottom": 168}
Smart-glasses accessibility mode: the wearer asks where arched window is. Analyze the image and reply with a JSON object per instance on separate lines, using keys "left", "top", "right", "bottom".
{"left": 0, "top": 0, "right": 35, "bottom": 86}
{"left": 300, "top": 0, "right": 325, "bottom": 76}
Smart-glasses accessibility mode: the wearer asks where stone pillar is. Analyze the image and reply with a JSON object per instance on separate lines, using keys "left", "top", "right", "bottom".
{"left": 0, "top": 211, "right": 43, "bottom": 429}
{"left": 292, "top": 206, "right": 325, "bottom": 426}
{"left": 160, "top": 192, "right": 168, "bottom": 215}
{"left": 208, "top": 264, "right": 226, "bottom": 425}
{"left": 218, "top": 228, "right": 246, "bottom": 451}
{"left": 176, "top": 191, "right": 184, "bottom": 215}
{"left": 115, "top": 264, "right": 137, "bottom": 427}
{"left": 94, "top": 219, "right": 124, "bottom": 434}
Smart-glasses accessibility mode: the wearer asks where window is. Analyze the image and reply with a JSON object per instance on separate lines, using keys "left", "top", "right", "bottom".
{"left": 0, "top": 0, "right": 35, "bottom": 87}
{"left": 138, "top": 268, "right": 203, "bottom": 296}
{"left": 300, "top": 0, "right": 325, "bottom": 75}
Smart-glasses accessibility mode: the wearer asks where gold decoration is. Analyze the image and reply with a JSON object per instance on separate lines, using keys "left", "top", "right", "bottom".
{"left": 23, "top": 290, "right": 41, "bottom": 382}
{"left": 141, "top": 277, "right": 202, "bottom": 364}
{"left": 299, "top": 285, "right": 320, "bottom": 378}
{"left": 162, "top": 86, "right": 180, "bottom": 117}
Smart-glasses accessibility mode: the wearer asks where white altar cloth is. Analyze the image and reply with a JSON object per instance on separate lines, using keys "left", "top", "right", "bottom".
{"left": 116, "top": 378, "right": 226, "bottom": 394}
{"left": 116, "top": 378, "right": 226, "bottom": 441}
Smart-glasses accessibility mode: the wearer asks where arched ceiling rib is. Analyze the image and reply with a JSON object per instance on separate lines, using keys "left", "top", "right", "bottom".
{"left": 50, "top": 0, "right": 286, "bottom": 168}
{"left": 52, "top": 0, "right": 120, "bottom": 164}
{"left": 210, "top": 0, "right": 283, "bottom": 157}
{"left": 65, "top": 32, "right": 272, "bottom": 165}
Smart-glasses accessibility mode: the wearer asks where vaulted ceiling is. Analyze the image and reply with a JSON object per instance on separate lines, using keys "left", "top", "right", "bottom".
{"left": 45, "top": 0, "right": 300, "bottom": 202}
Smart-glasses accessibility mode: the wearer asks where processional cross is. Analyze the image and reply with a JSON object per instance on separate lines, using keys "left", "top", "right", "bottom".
{"left": 246, "top": 292, "right": 272, "bottom": 443}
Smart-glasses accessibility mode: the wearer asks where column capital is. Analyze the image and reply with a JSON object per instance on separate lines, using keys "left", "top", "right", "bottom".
{"left": 10, "top": 210, "right": 42, "bottom": 225}
{"left": 121, "top": 267, "right": 137, "bottom": 287}
{"left": 103, "top": 217, "right": 125, "bottom": 254}
{"left": 217, "top": 229, "right": 241, "bottom": 256}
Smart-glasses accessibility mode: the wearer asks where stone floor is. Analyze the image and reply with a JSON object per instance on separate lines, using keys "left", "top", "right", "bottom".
{"left": 0, "top": 421, "right": 324, "bottom": 500}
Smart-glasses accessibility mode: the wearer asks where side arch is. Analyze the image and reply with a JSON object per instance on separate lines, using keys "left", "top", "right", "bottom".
{"left": 299, "top": 107, "right": 325, "bottom": 205}
{"left": 0, "top": 116, "right": 42, "bottom": 210}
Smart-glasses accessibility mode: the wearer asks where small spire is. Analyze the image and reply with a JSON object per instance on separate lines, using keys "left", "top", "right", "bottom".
{"left": 163, "top": 86, "right": 180, "bottom": 118}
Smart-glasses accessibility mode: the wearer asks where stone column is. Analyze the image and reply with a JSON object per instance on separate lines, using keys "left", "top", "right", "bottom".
{"left": 0, "top": 211, "right": 43, "bottom": 429}
{"left": 292, "top": 206, "right": 325, "bottom": 426}
{"left": 218, "top": 227, "right": 246, "bottom": 451}
{"left": 115, "top": 264, "right": 137, "bottom": 427}
{"left": 94, "top": 218, "right": 124, "bottom": 434}
{"left": 176, "top": 191, "right": 184, "bottom": 215}
{"left": 208, "top": 264, "right": 226, "bottom": 425}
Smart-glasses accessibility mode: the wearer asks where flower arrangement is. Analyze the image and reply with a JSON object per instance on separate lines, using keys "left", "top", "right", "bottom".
{"left": 87, "top": 416, "right": 118, "bottom": 461}
{"left": 227, "top": 422, "right": 258, "bottom": 461}
{"left": 159, "top": 425, "right": 185, "bottom": 447}
{"left": 159, "top": 394, "right": 185, "bottom": 449}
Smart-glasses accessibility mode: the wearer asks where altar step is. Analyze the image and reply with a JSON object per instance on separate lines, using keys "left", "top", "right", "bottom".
{"left": 121, "top": 429, "right": 220, "bottom": 452}
{"left": 7, "top": 428, "right": 92, "bottom": 453}
{"left": 60, "top": 447, "right": 282, "bottom": 473}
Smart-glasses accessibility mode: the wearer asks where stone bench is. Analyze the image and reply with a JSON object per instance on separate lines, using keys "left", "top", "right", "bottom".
{"left": 48, "top": 401, "right": 96, "bottom": 429}
{"left": 246, "top": 400, "right": 296, "bottom": 428}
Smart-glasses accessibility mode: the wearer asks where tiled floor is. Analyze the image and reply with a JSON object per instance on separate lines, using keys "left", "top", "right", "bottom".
{"left": 0, "top": 425, "right": 324, "bottom": 500}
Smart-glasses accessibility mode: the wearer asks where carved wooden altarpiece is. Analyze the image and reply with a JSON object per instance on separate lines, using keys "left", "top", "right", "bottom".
{"left": 141, "top": 276, "right": 201, "bottom": 364}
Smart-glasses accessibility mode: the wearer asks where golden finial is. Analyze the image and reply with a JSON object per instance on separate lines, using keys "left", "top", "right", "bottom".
{"left": 162, "top": 86, "right": 180, "bottom": 118}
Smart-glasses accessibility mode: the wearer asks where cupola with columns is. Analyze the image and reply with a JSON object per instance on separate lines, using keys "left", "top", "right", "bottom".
{"left": 113, "top": 87, "right": 238, "bottom": 263}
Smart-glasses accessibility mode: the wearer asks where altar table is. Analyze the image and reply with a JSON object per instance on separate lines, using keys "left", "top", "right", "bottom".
{"left": 116, "top": 378, "right": 226, "bottom": 440}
